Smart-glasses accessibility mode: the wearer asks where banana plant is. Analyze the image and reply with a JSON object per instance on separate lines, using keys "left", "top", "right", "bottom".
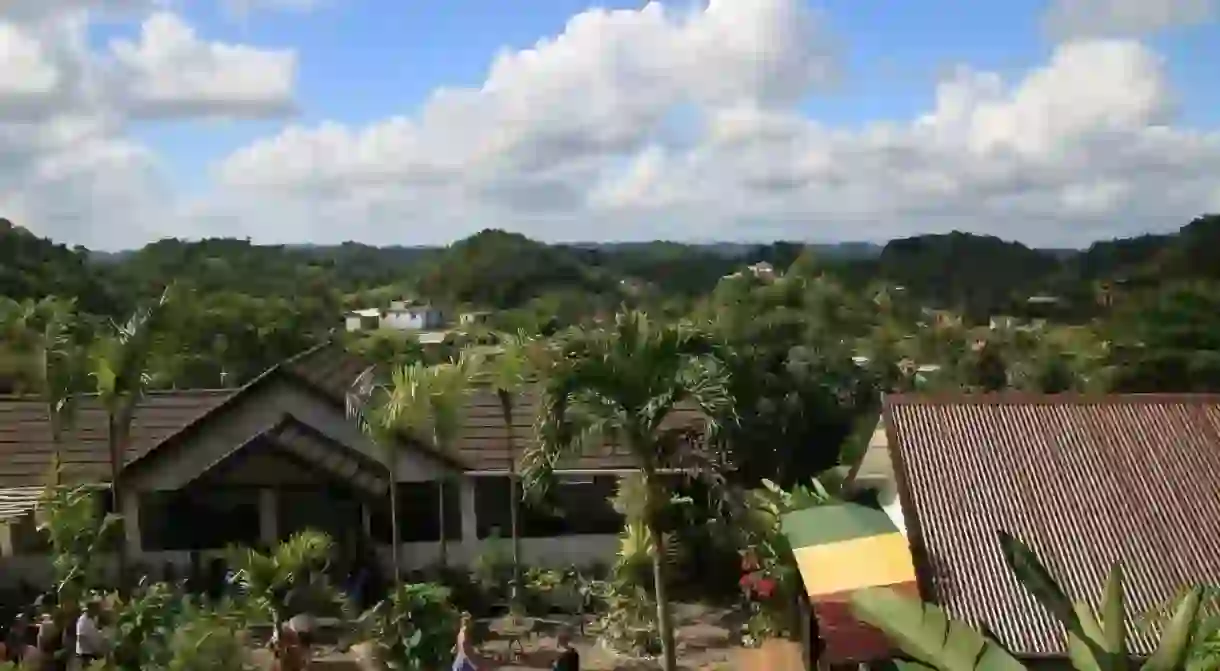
{"left": 850, "top": 588, "right": 1027, "bottom": 671}
{"left": 850, "top": 530, "right": 1207, "bottom": 671}
{"left": 998, "top": 531, "right": 1204, "bottom": 671}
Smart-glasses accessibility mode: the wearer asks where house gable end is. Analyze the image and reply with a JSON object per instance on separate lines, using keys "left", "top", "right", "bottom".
{"left": 121, "top": 374, "right": 455, "bottom": 492}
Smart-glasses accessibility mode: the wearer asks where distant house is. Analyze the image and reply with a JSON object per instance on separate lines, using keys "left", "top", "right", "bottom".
{"left": 345, "top": 299, "right": 446, "bottom": 333}
{"left": 747, "top": 261, "right": 777, "bottom": 280}
{"left": 458, "top": 311, "right": 491, "bottom": 327}
{"left": 0, "top": 343, "right": 701, "bottom": 587}
{"left": 827, "top": 393, "right": 1220, "bottom": 667}
{"left": 722, "top": 260, "right": 779, "bottom": 282}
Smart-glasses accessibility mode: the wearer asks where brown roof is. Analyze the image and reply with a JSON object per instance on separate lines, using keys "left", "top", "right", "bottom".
{"left": 0, "top": 341, "right": 706, "bottom": 490}
{"left": 883, "top": 393, "right": 1220, "bottom": 657}
{"left": 288, "top": 342, "right": 703, "bottom": 472}
{"left": 0, "top": 390, "right": 233, "bottom": 488}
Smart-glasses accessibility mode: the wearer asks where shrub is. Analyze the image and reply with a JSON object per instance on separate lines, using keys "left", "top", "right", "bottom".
{"left": 355, "top": 582, "right": 460, "bottom": 671}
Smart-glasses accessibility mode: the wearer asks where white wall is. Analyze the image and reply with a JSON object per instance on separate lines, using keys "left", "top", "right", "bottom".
{"left": 0, "top": 536, "right": 621, "bottom": 589}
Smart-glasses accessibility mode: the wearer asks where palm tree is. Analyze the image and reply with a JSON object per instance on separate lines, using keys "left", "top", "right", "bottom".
{"left": 347, "top": 363, "right": 434, "bottom": 585}
{"left": 0, "top": 297, "right": 85, "bottom": 485}
{"left": 425, "top": 353, "right": 479, "bottom": 566}
{"left": 520, "top": 311, "right": 734, "bottom": 671}
{"left": 347, "top": 354, "right": 478, "bottom": 578}
{"left": 483, "top": 331, "right": 542, "bottom": 602}
{"left": 90, "top": 286, "right": 175, "bottom": 587}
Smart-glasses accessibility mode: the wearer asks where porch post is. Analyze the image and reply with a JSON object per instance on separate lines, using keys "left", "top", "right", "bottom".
{"left": 0, "top": 522, "right": 13, "bottom": 557}
{"left": 258, "top": 488, "right": 278, "bottom": 546}
{"left": 459, "top": 477, "right": 478, "bottom": 547}
{"left": 120, "top": 489, "right": 142, "bottom": 556}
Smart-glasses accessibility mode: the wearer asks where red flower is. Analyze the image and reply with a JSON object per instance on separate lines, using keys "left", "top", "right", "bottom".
{"left": 754, "top": 577, "right": 777, "bottom": 599}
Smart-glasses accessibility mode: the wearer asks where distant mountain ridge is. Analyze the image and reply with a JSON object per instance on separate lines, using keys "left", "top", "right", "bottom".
{"left": 6, "top": 214, "right": 1218, "bottom": 321}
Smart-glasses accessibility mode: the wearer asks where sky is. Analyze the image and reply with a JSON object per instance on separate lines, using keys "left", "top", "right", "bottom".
{"left": 2, "top": 0, "right": 1218, "bottom": 250}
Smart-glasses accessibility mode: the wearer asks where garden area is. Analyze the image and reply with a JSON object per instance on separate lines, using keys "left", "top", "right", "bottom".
{"left": 0, "top": 460, "right": 832, "bottom": 671}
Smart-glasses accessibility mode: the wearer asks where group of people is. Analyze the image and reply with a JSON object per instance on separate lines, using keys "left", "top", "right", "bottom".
{"left": 0, "top": 598, "right": 107, "bottom": 671}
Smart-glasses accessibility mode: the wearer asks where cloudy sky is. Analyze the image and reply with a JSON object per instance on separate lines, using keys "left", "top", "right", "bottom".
{"left": 2, "top": 0, "right": 1218, "bottom": 250}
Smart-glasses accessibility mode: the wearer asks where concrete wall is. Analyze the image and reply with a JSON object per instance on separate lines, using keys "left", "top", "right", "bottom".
{"left": 0, "top": 535, "right": 621, "bottom": 589}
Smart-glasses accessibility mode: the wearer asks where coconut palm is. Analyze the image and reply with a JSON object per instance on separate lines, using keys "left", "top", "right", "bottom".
{"left": 90, "top": 286, "right": 176, "bottom": 587}
{"left": 520, "top": 311, "right": 734, "bottom": 671}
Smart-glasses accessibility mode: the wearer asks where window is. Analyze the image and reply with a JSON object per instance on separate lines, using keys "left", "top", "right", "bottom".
{"left": 278, "top": 486, "right": 362, "bottom": 544}
{"left": 474, "top": 476, "right": 622, "bottom": 538}
{"left": 141, "top": 489, "right": 261, "bottom": 550}
{"left": 369, "top": 481, "right": 462, "bottom": 543}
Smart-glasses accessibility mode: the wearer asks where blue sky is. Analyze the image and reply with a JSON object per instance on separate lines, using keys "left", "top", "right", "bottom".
{"left": 135, "top": 0, "right": 1220, "bottom": 195}
{"left": 9, "top": 0, "right": 1220, "bottom": 248}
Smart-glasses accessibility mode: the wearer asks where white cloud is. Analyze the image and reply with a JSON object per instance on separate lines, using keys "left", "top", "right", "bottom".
{"left": 206, "top": 5, "right": 1220, "bottom": 248}
{"left": 1043, "top": 0, "right": 1216, "bottom": 41}
{"left": 110, "top": 11, "right": 297, "bottom": 119}
{"left": 6, "top": 0, "right": 1220, "bottom": 250}
{"left": 0, "top": 22, "right": 61, "bottom": 98}
{"left": 0, "top": 5, "right": 297, "bottom": 249}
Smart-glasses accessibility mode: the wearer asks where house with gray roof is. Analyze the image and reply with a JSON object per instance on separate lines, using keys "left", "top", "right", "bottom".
{"left": 0, "top": 342, "right": 700, "bottom": 587}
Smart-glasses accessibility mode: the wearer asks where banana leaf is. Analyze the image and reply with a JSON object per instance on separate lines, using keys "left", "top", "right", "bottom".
{"left": 851, "top": 587, "right": 1028, "bottom": 671}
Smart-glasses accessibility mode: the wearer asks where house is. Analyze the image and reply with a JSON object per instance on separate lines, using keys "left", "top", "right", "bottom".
{"left": 0, "top": 343, "right": 701, "bottom": 587}
{"left": 344, "top": 300, "right": 446, "bottom": 333}
{"left": 820, "top": 393, "right": 1220, "bottom": 668}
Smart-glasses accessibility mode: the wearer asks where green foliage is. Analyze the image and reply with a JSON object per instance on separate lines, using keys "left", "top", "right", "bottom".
{"left": 229, "top": 530, "right": 346, "bottom": 628}
{"left": 851, "top": 531, "right": 1212, "bottom": 671}
{"left": 354, "top": 582, "right": 460, "bottom": 671}
{"left": 109, "top": 582, "right": 188, "bottom": 670}
{"left": 736, "top": 477, "right": 841, "bottom": 645}
{"left": 36, "top": 482, "right": 119, "bottom": 601}
{"left": 162, "top": 602, "right": 251, "bottom": 671}
{"left": 416, "top": 229, "right": 620, "bottom": 309}
{"left": 1106, "top": 282, "right": 1220, "bottom": 392}
{"left": 851, "top": 588, "right": 1027, "bottom": 671}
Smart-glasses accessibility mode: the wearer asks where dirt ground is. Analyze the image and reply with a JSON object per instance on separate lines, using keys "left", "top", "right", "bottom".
{"left": 298, "top": 602, "right": 745, "bottom": 671}
{"left": 477, "top": 603, "right": 741, "bottom": 670}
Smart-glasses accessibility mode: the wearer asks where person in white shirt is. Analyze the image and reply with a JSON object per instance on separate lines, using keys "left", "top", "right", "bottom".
{"left": 74, "top": 601, "right": 105, "bottom": 665}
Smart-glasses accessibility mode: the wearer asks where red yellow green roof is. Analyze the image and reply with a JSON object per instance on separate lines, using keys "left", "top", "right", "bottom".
{"left": 781, "top": 503, "right": 917, "bottom": 600}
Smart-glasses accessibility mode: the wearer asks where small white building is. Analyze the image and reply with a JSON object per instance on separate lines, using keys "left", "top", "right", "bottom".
{"left": 345, "top": 300, "right": 446, "bottom": 333}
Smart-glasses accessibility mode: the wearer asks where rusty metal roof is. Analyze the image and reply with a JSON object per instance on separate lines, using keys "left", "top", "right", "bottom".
{"left": 882, "top": 393, "right": 1220, "bottom": 657}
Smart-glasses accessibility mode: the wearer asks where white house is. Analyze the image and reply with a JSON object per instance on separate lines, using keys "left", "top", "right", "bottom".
{"left": 345, "top": 300, "right": 447, "bottom": 333}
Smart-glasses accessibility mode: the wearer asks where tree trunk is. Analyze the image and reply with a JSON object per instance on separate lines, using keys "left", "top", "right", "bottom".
{"left": 388, "top": 475, "right": 402, "bottom": 586}
{"left": 500, "top": 392, "right": 521, "bottom": 605}
{"left": 109, "top": 416, "right": 129, "bottom": 593}
{"left": 438, "top": 478, "right": 448, "bottom": 566}
{"left": 650, "top": 516, "right": 678, "bottom": 671}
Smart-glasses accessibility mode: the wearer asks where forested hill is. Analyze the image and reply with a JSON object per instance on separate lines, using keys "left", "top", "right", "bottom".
{"left": 3, "top": 215, "right": 1218, "bottom": 321}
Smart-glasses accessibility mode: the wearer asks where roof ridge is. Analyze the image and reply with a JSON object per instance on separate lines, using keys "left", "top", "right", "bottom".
{"left": 883, "top": 392, "right": 1220, "bottom": 406}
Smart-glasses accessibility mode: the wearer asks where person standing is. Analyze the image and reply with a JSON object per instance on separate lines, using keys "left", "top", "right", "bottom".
{"left": 451, "top": 613, "right": 479, "bottom": 671}
{"left": 74, "top": 602, "right": 105, "bottom": 667}
{"left": 551, "top": 628, "right": 579, "bottom": 671}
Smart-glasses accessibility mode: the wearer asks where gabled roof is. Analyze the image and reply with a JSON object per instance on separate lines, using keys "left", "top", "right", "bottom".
{"left": 0, "top": 390, "right": 233, "bottom": 488}
{"left": 288, "top": 343, "right": 704, "bottom": 472}
{"left": 882, "top": 392, "right": 1220, "bottom": 657}
{"left": 182, "top": 415, "right": 391, "bottom": 498}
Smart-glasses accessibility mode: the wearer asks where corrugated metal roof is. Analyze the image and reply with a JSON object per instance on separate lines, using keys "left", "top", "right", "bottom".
{"left": 883, "top": 393, "right": 1220, "bottom": 657}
